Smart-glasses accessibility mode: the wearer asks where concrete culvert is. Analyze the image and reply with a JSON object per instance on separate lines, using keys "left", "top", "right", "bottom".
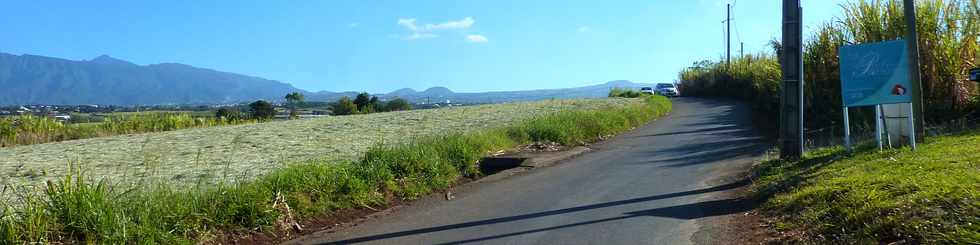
{"left": 478, "top": 157, "right": 527, "bottom": 175}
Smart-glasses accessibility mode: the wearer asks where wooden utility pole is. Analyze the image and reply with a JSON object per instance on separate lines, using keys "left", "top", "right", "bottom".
{"left": 780, "top": 0, "right": 804, "bottom": 160}
{"left": 903, "top": 0, "right": 925, "bottom": 142}
{"left": 740, "top": 42, "right": 744, "bottom": 58}
{"left": 726, "top": 4, "right": 732, "bottom": 69}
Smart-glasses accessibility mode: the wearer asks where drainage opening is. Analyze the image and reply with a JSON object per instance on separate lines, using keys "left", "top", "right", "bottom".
{"left": 479, "top": 157, "right": 528, "bottom": 175}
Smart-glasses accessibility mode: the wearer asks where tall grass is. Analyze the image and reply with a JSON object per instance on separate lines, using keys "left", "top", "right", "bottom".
{"left": 608, "top": 87, "right": 644, "bottom": 98}
{"left": 679, "top": 0, "right": 979, "bottom": 134}
{"left": 0, "top": 96, "right": 672, "bottom": 244}
{"left": 0, "top": 113, "right": 255, "bottom": 147}
{"left": 679, "top": 54, "right": 783, "bottom": 121}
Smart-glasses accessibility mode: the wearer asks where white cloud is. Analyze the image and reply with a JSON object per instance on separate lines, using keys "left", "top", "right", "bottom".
{"left": 397, "top": 17, "right": 479, "bottom": 41}
{"left": 347, "top": 22, "right": 360, "bottom": 28}
{"left": 577, "top": 26, "right": 592, "bottom": 32}
{"left": 466, "top": 34, "right": 488, "bottom": 43}
{"left": 398, "top": 18, "right": 420, "bottom": 31}
{"left": 425, "top": 17, "right": 474, "bottom": 30}
{"left": 407, "top": 32, "right": 438, "bottom": 40}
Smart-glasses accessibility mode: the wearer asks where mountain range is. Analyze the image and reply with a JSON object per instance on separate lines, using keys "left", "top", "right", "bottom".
{"left": 0, "top": 53, "right": 657, "bottom": 105}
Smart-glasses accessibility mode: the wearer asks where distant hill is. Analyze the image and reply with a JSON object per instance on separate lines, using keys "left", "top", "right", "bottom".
{"left": 367, "top": 80, "right": 658, "bottom": 104}
{"left": 0, "top": 53, "right": 303, "bottom": 105}
{"left": 0, "top": 52, "right": 661, "bottom": 105}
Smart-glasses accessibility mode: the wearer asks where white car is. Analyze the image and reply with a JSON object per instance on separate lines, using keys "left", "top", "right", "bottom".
{"left": 640, "top": 87, "right": 654, "bottom": 95}
{"left": 655, "top": 83, "right": 679, "bottom": 97}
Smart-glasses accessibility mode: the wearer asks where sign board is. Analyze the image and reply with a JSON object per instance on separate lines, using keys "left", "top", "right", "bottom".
{"left": 839, "top": 40, "right": 913, "bottom": 107}
{"left": 970, "top": 68, "right": 979, "bottom": 82}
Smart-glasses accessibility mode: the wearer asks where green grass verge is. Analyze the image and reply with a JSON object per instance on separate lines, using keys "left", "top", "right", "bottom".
{"left": 752, "top": 133, "right": 980, "bottom": 244}
{"left": 0, "top": 96, "right": 671, "bottom": 244}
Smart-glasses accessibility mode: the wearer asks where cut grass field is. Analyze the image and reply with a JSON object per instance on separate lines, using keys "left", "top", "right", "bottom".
{"left": 0, "top": 99, "right": 631, "bottom": 194}
{"left": 752, "top": 132, "right": 980, "bottom": 244}
{"left": 0, "top": 96, "right": 671, "bottom": 243}
{"left": 0, "top": 112, "right": 254, "bottom": 148}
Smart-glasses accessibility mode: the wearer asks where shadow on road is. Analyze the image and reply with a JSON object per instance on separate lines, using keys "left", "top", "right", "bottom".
{"left": 646, "top": 140, "right": 764, "bottom": 168}
{"left": 634, "top": 125, "right": 740, "bottom": 138}
{"left": 318, "top": 180, "right": 752, "bottom": 245}
{"left": 431, "top": 198, "right": 755, "bottom": 245}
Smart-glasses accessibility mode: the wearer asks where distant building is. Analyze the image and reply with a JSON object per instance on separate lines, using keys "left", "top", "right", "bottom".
{"left": 15, "top": 106, "right": 32, "bottom": 115}
{"left": 0, "top": 110, "right": 10, "bottom": 115}
{"left": 54, "top": 115, "right": 71, "bottom": 121}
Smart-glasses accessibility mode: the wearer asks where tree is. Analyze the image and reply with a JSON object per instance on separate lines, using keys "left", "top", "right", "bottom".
{"left": 332, "top": 96, "right": 357, "bottom": 115}
{"left": 249, "top": 100, "right": 276, "bottom": 120}
{"left": 384, "top": 98, "right": 412, "bottom": 111}
{"left": 284, "top": 92, "right": 305, "bottom": 119}
{"left": 368, "top": 96, "right": 380, "bottom": 112}
{"left": 215, "top": 107, "right": 243, "bottom": 121}
{"left": 353, "top": 92, "right": 371, "bottom": 111}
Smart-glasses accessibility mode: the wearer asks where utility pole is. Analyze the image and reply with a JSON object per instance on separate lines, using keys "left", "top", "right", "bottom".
{"left": 740, "top": 42, "right": 744, "bottom": 58}
{"left": 903, "top": 0, "right": 925, "bottom": 142}
{"left": 726, "top": 4, "right": 732, "bottom": 69}
{"left": 780, "top": 0, "right": 804, "bottom": 160}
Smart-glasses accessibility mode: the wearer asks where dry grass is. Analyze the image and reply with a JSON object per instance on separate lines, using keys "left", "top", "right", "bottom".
{"left": 0, "top": 99, "right": 634, "bottom": 197}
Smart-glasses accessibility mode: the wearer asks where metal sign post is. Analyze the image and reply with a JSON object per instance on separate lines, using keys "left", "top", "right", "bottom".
{"left": 875, "top": 105, "right": 884, "bottom": 150}
{"left": 908, "top": 102, "right": 917, "bottom": 150}
{"left": 843, "top": 107, "right": 851, "bottom": 151}
{"left": 780, "top": 0, "right": 804, "bottom": 160}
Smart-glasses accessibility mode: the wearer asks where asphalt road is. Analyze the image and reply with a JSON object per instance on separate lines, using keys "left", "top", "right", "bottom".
{"left": 285, "top": 98, "right": 768, "bottom": 245}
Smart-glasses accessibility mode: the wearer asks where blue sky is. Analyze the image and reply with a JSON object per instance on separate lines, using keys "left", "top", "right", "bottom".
{"left": 1, "top": 0, "right": 846, "bottom": 93}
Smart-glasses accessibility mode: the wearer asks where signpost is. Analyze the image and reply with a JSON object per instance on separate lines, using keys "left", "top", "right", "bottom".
{"left": 839, "top": 40, "right": 917, "bottom": 151}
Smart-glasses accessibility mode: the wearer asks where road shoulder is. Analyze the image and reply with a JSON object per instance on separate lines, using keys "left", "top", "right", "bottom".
{"left": 270, "top": 145, "right": 597, "bottom": 245}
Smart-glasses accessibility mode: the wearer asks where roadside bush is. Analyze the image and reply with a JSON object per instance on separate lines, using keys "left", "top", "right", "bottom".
{"left": 608, "top": 88, "right": 643, "bottom": 98}
{"left": 216, "top": 107, "right": 245, "bottom": 121}
{"left": 332, "top": 95, "right": 414, "bottom": 115}
{"left": 249, "top": 100, "right": 276, "bottom": 120}
{"left": 384, "top": 98, "right": 413, "bottom": 111}
{"left": 332, "top": 96, "right": 358, "bottom": 115}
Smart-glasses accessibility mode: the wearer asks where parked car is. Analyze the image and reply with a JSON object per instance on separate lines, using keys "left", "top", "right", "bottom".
{"left": 655, "top": 83, "right": 679, "bottom": 97}
{"left": 640, "top": 87, "right": 654, "bottom": 95}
